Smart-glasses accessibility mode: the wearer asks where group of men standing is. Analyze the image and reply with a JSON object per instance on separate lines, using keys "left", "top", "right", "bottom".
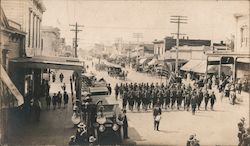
{"left": 115, "top": 82, "right": 216, "bottom": 115}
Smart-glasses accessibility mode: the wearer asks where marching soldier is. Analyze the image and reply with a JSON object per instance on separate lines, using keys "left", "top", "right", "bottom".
{"left": 128, "top": 89, "right": 135, "bottom": 111}
{"left": 119, "top": 83, "right": 124, "bottom": 99}
{"left": 135, "top": 89, "right": 141, "bottom": 111}
{"left": 185, "top": 91, "right": 191, "bottom": 111}
{"left": 144, "top": 89, "right": 150, "bottom": 111}
{"left": 152, "top": 88, "right": 158, "bottom": 107}
{"left": 170, "top": 86, "right": 177, "bottom": 110}
{"left": 176, "top": 89, "right": 183, "bottom": 110}
{"left": 158, "top": 89, "right": 164, "bottom": 108}
{"left": 164, "top": 87, "right": 171, "bottom": 110}
{"left": 122, "top": 90, "right": 128, "bottom": 110}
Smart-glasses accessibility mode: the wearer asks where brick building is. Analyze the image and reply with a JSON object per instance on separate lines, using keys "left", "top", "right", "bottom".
{"left": 153, "top": 36, "right": 211, "bottom": 60}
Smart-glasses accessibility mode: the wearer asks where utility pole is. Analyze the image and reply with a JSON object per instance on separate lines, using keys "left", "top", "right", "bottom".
{"left": 70, "top": 22, "right": 84, "bottom": 58}
{"left": 170, "top": 16, "right": 187, "bottom": 74}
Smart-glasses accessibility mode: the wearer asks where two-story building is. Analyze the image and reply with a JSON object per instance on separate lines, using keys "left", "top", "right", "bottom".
{"left": 0, "top": 6, "right": 27, "bottom": 144}
{"left": 1, "top": 6, "right": 26, "bottom": 106}
{"left": 206, "top": 14, "right": 249, "bottom": 80}
{"left": 1, "top": 0, "right": 46, "bottom": 56}
{"left": 153, "top": 36, "right": 211, "bottom": 60}
{"left": 2, "top": 0, "right": 83, "bottom": 105}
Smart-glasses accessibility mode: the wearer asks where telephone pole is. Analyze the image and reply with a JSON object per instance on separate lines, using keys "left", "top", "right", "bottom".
{"left": 170, "top": 16, "right": 187, "bottom": 74}
{"left": 70, "top": 22, "right": 84, "bottom": 58}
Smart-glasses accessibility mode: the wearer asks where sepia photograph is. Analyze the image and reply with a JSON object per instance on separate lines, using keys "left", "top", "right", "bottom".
{"left": 0, "top": 0, "right": 249, "bottom": 145}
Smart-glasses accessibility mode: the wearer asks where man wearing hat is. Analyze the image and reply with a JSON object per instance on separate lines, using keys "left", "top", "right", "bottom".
{"left": 75, "top": 122, "right": 87, "bottom": 145}
{"left": 190, "top": 91, "right": 197, "bottom": 115}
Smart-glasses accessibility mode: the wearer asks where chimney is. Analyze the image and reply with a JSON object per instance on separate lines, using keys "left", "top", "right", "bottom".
{"left": 220, "top": 41, "right": 224, "bottom": 45}
{"left": 183, "top": 36, "right": 185, "bottom": 39}
{"left": 187, "top": 36, "right": 189, "bottom": 40}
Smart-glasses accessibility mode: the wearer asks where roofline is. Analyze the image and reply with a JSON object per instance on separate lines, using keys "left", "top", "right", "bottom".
{"left": 1, "top": 6, "right": 26, "bottom": 35}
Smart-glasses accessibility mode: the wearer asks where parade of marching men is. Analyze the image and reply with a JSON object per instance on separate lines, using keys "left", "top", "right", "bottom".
{"left": 0, "top": 0, "right": 250, "bottom": 146}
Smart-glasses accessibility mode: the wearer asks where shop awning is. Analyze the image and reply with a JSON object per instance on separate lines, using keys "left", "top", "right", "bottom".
{"left": 148, "top": 58, "right": 158, "bottom": 66}
{"left": 10, "top": 56, "right": 84, "bottom": 71}
{"left": 237, "top": 58, "right": 250, "bottom": 63}
{"left": 0, "top": 65, "right": 24, "bottom": 106}
{"left": 180, "top": 60, "right": 201, "bottom": 72}
{"left": 190, "top": 61, "right": 230, "bottom": 74}
{"left": 139, "top": 58, "right": 147, "bottom": 64}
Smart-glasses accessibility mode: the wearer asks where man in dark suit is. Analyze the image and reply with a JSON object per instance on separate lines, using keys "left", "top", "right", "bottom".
{"left": 210, "top": 91, "right": 216, "bottom": 110}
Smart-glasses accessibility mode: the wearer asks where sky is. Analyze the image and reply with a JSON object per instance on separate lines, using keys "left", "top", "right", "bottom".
{"left": 42, "top": 0, "right": 249, "bottom": 50}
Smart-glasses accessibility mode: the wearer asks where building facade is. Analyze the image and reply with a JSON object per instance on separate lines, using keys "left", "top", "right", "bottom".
{"left": 153, "top": 40, "right": 165, "bottom": 59}
{"left": 41, "top": 26, "right": 60, "bottom": 56}
{"left": 206, "top": 14, "right": 249, "bottom": 80}
{"left": 136, "top": 44, "right": 154, "bottom": 57}
{"left": 1, "top": 0, "right": 46, "bottom": 57}
{"left": 0, "top": 6, "right": 26, "bottom": 107}
{"left": 169, "top": 46, "right": 211, "bottom": 61}
{"left": 153, "top": 36, "right": 211, "bottom": 60}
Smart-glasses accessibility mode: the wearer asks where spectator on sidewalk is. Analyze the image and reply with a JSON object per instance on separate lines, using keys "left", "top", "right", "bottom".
{"left": 52, "top": 72, "right": 56, "bottom": 82}
{"left": 57, "top": 91, "right": 62, "bottom": 109}
{"left": 62, "top": 83, "right": 66, "bottom": 92}
{"left": 236, "top": 80, "right": 243, "bottom": 94}
{"left": 59, "top": 73, "right": 64, "bottom": 83}
{"left": 107, "top": 84, "right": 112, "bottom": 95}
{"left": 63, "top": 91, "right": 69, "bottom": 109}
{"left": 46, "top": 94, "right": 51, "bottom": 109}
{"left": 52, "top": 93, "right": 57, "bottom": 110}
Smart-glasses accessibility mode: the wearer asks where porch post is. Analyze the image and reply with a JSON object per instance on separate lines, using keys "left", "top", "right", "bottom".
{"left": 233, "top": 57, "right": 237, "bottom": 81}
{"left": 75, "top": 70, "right": 82, "bottom": 100}
{"left": 218, "top": 56, "right": 222, "bottom": 80}
{"left": 33, "top": 68, "right": 42, "bottom": 99}
{"left": 205, "top": 56, "right": 208, "bottom": 84}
